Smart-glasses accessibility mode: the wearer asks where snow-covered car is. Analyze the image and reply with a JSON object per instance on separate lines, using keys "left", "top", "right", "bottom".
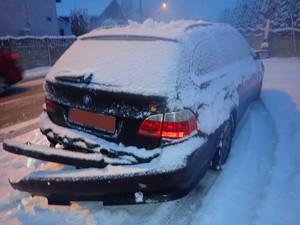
{"left": 0, "top": 49, "right": 23, "bottom": 94}
{"left": 3, "top": 20, "right": 264, "bottom": 205}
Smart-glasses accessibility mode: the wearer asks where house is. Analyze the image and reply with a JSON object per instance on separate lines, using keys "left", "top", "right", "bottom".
{"left": 90, "top": 0, "right": 128, "bottom": 31}
{"left": 57, "top": 17, "right": 72, "bottom": 36}
{"left": 0, "top": 0, "right": 60, "bottom": 36}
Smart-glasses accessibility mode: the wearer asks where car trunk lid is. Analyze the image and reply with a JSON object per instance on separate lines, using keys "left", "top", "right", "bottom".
{"left": 45, "top": 80, "right": 168, "bottom": 149}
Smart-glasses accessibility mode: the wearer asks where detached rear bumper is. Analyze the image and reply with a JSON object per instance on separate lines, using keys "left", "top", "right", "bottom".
{"left": 3, "top": 134, "right": 217, "bottom": 205}
{"left": 9, "top": 163, "right": 206, "bottom": 205}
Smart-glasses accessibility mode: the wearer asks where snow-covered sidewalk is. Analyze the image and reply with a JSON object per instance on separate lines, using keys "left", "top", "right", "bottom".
{"left": 22, "top": 66, "right": 51, "bottom": 82}
{"left": 0, "top": 58, "right": 300, "bottom": 225}
{"left": 263, "top": 57, "right": 300, "bottom": 110}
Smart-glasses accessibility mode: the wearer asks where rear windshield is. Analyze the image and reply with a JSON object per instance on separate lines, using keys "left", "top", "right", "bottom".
{"left": 48, "top": 38, "right": 180, "bottom": 97}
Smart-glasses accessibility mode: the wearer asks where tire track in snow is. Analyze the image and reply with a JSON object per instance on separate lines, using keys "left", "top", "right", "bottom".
{"left": 169, "top": 100, "right": 277, "bottom": 225}
{"left": 156, "top": 170, "right": 219, "bottom": 225}
{"left": 252, "top": 90, "right": 300, "bottom": 225}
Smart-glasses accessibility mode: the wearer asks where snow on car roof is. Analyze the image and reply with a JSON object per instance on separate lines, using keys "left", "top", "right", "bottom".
{"left": 46, "top": 19, "right": 256, "bottom": 136}
{"left": 80, "top": 18, "right": 214, "bottom": 41}
{"left": 47, "top": 19, "right": 227, "bottom": 100}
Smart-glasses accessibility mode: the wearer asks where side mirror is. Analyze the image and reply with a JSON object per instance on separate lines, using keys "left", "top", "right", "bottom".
{"left": 254, "top": 50, "right": 270, "bottom": 59}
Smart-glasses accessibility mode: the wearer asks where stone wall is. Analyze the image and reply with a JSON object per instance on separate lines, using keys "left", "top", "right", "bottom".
{"left": 240, "top": 29, "right": 300, "bottom": 57}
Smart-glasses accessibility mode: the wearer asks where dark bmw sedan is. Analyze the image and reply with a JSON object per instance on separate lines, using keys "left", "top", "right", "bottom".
{"left": 3, "top": 20, "right": 264, "bottom": 205}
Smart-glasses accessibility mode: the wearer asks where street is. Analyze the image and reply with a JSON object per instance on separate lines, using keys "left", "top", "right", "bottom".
{"left": 0, "top": 78, "right": 45, "bottom": 142}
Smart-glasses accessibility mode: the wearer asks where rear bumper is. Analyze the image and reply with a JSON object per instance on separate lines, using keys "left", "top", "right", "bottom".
{"left": 3, "top": 112, "right": 222, "bottom": 205}
{"left": 9, "top": 158, "right": 208, "bottom": 205}
{"left": 3, "top": 135, "right": 216, "bottom": 205}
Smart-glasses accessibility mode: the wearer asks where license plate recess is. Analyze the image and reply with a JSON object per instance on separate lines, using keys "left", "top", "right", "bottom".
{"left": 69, "top": 108, "right": 116, "bottom": 133}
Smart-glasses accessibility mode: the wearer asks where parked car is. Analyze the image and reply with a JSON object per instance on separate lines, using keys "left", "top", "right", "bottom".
{"left": 3, "top": 20, "right": 264, "bottom": 205}
{"left": 0, "top": 49, "right": 23, "bottom": 94}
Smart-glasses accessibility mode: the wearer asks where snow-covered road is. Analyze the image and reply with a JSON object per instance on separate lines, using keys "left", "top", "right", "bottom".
{"left": 0, "top": 58, "right": 300, "bottom": 225}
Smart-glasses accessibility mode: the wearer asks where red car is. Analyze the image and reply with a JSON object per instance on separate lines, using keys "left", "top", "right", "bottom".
{"left": 0, "top": 49, "right": 23, "bottom": 94}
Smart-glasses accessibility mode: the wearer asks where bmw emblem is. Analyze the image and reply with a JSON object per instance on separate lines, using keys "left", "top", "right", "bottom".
{"left": 83, "top": 94, "right": 92, "bottom": 105}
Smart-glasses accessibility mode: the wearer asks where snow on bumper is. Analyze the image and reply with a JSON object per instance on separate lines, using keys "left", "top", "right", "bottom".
{"left": 2, "top": 111, "right": 216, "bottom": 205}
{"left": 3, "top": 134, "right": 211, "bottom": 205}
{"left": 40, "top": 111, "right": 161, "bottom": 165}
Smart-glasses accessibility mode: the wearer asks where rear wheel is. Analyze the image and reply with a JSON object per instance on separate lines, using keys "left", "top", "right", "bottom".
{"left": 0, "top": 75, "right": 9, "bottom": 94}
{"left": 211, "top": 115, "right": 234, "bottom": 171}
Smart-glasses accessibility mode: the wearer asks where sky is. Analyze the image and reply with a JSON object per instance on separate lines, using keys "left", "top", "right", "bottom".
{"left": 56, "top": 0, "right": 238, "bottom": 21}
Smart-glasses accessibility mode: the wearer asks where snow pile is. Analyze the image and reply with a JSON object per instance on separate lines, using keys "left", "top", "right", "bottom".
{"left": 23, "top": 66, "right": 51, "bottom": 81}
{"left": 142, "top": 18, "right": 155, "bottom": 28}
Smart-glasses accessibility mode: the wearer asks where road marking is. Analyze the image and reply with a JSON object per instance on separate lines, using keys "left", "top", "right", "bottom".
{"left": 0, "top": 95, "right": 43, "bottom": 107}
{"left": 17, "top": 78, "right": 45, "bottom": 88}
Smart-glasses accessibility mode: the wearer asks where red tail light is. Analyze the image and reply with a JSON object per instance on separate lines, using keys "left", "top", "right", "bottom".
{"left": 138, "top": 114, "right": 163, "bottom": 137}
{"left": 45, "top": 98, "right": 56, "bottom": 113}
{"left": 138, "top": 110, "right": 198, "bottom": 139}
{"left": 10, "top": 53, "right": 19, "bottom": 60}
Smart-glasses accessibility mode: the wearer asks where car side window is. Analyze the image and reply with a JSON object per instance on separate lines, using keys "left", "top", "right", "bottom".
{"left": 191, "top": 38, "right": 219, "bottom": 76}
{"left": 216, "top": 32, "right": 252, "bottom": 68}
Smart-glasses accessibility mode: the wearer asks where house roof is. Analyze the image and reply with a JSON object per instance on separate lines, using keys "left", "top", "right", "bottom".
{"left": 99, "top": 0, "right": 126, "bottom": 21}
{"left": 57, "top": 17, "right": 71, "bottom": 26}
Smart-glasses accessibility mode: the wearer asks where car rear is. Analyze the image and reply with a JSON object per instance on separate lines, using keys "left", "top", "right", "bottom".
{"left": 41, "top": 35, "right": 200, "bottom": 163}
{"left": 3, "top": 21, "right": 243, "bottom": 205}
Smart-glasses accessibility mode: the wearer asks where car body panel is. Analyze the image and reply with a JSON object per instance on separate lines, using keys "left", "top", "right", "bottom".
{"left": 2, "top": 20, "right": 264, "bottom": 205}
{"left": 4, "top": 124, "right": 221, "bottom": 205}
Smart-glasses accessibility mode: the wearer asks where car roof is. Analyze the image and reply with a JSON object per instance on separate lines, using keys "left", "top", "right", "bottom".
{"left": 79, "top": 19, "right": 216, "bottom": 41}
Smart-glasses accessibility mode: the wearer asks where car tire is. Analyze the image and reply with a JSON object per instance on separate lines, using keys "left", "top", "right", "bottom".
{"left": 210, "top": 115, "right": 234, "bottom": 171}
{"left": 0, "top": 75, "right": 9, "bottom": 94}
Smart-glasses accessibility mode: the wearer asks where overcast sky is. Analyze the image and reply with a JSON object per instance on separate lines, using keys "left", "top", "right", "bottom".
{"left": 57, "top": 0, "right": 238, "bottom": 21}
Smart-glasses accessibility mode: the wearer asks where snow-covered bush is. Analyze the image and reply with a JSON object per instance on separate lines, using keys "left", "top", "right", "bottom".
{"left": 221, "top": 0, "right": 299, "bottom": 31}
{"left": 70, "top": 8, "right": 89, "bottom": 36}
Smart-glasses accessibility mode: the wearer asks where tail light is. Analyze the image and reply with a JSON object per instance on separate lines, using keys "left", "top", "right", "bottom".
{"left": 162, "top": 110, "right": 198, "bottom": 139}
{"left": 10, "top": 53, "right": 19, "bottom": 60}
{"left": 138, "top": 114, "right": 163, "bottom": 137}
{"left": 138, "top": 110, "right": 198, "bottom": 139}
{"left": 45, "top": 98, "right": 56, "bottom": 113}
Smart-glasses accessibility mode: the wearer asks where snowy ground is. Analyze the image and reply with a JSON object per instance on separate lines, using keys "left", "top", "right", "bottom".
{"left": 0, "top": 57, "right": 300, "bottom": 225}
{"left": 22, "top": 66, "right": 51, "bottom": 81}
